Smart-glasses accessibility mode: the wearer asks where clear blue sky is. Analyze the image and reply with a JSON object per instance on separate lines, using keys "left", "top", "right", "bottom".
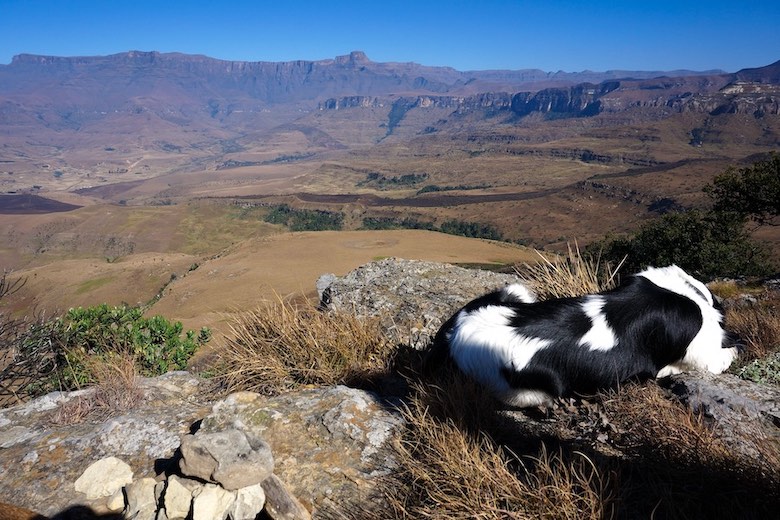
{"left": 1, "top": 0, "right": 778, "bottom": 72}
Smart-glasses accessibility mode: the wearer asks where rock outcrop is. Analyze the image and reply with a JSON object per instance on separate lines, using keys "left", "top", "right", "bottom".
{"left": 1, "top": 257, "right": 778, "bottom": 518}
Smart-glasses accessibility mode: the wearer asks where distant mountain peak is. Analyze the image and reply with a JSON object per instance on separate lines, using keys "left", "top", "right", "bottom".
{"left": 335, "top": 51, "right": 370, "bottom": 65}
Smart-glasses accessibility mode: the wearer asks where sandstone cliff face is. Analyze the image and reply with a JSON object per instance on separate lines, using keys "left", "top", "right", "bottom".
{"left": 319, "top": 76, "right": 780, "bottom": 121}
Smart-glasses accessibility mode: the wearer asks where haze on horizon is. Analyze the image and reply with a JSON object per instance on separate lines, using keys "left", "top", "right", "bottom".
{"left": 1, "top": 0, "right": 778, "bottom": 73}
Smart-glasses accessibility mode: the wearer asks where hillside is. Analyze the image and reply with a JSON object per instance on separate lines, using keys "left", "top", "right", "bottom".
{"left": 1, "top": 51, "right": 779, "bottom": 332}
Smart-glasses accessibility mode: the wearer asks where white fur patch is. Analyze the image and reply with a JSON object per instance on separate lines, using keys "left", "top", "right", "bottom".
{"left": 500, "top": 388, "right": 554, "bottom": 408}
{"left": 447, "top": 305, "right": 551, "bottom": 395}
{"left": 639, "top": 265, "right": 736, "bottom": 375}
{"left": 578, "top": 296, "right": 617, "bottom": 351}
{"left": 502, "top": 283, "right": 537, "bottom": 303}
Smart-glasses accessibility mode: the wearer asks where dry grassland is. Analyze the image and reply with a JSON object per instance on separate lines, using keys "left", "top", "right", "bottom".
{"left": 149, "top": 229, "right": 537, "bottom": 337}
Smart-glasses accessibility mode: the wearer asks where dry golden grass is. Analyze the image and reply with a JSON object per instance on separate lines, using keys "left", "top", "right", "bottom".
{"left": 514, "top": 243, "right": 624, "bottom": 300}
{"left": 50, "top": 352, "right": 143, "bottom": 425}
{"left": 390, "top": 418, "right": 609, "bottom": 519}
{"left": 601, "top": 383, "right": 730, "bottom": 462}
{"left": 598, "top": 382, "right": 780, "bottom": 517}
{"left": 726, "top": 300, "right": 780, "bottom": 362}
{"left": 381, "top": 379, "right": 612, "bottom": 520}
{"left": 215, "top": 296, "right": 396, "bottom": 394}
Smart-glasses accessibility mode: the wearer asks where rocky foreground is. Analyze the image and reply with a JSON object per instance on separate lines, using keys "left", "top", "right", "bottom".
{"left": 0, "top": 258, "right": 778, "bottom": 519}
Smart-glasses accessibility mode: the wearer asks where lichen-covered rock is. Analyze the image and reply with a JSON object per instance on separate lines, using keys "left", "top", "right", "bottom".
{"left": 662, "top": 370, "right": 780, "bottom": 457}
{"left": 0, "top": 372, "right": 214, "bottom": 515}
{"left": 179, "top": 429, "right": 274, "bottom": 490}
{"left": 319, "top": 257, "right": 519, "bottom": 347}
{"left": 199, "top": 385, "right": 404, "bottom": 515}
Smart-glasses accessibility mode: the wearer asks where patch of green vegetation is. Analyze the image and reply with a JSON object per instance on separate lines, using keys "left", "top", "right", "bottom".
{"left": 736, "top": 353, "right": 780, "bottom": 386}
{"left": 264, "top": 204, "right": 344, "bottom": 231}
{"left": 417, "top": 183, "right": 491, "bottom": 195}
{"left": 440, "top": 219, "right": 503, "bottom": 241}
{"left": 11, "top": 303, "right": 211, "bottom": 395}
{"left": 360, "top": 216, "right": 435, "bottom": 231}
{"left": 360, "top": 215, "right": 502, "bottom": 240}
{"left": 262, "top": 152, "right": 316, "bottom": 164}
{"left": 75, "top": 276, "right": 113, "bottom": 295}
{"left": 358, "top": 172, "right": 429, "bottom": 190}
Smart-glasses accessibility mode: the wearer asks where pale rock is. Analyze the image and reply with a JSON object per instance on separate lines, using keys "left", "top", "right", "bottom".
{"left": 192, "top": 483, "right": 235, "bottom": 520}
{"left": 125, "top": 477, "right": 158, "bottom": 520}
{"left": 0, "top": 426, "right": 35, "bottom": 449}
{"left": 179, "top": 428, "right": 274, "bottom": 490}
{"left": 74, "top": 456, "right": 133, "bottom": 500}
{"left": 106, "top": 488, "right": 126, "bottom": 512}
{"left": 162, "top": 475, "right": 193, "bottom": 519}
{"left": 229, "top": 483, "right": 266, "bottom": 520}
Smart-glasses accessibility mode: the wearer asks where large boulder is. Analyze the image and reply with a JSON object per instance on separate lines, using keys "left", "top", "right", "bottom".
{"left": 0, "top": 372, "right": 212, "bottom": 515}
{"left": 319, "top": 257, "right": 520, "bottom": 347}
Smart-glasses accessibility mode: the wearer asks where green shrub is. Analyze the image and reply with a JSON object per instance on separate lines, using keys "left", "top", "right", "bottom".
{"left": 5, "top": 304, "right": 210, "bottom": 396}
{"left": 440, "top": 219, "right": 503, "bottom": 241}
{"left": 593, "top": 210, "right": 771, "bottom": 280}
{"left": 706, "top": 153, "right": 780, "bottom": 226}
{"left": 736, "top": 353, "right": 780, "bottom": 386}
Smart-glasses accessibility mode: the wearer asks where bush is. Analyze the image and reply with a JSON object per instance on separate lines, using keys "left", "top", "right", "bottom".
{"left": 592, "top": 210, "right": 772, "bottom": 280}
{"left": 1, "top": 304, "right": 210, "bottom": 399}
{"left": 706, "top": 153, "right": 780, "bottom": 226}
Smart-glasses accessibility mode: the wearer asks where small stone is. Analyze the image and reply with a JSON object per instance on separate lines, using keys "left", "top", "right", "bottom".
{"left": 74, "top": 456, "right": 133, "bottom": 500}
{"left": 229, "top": 483, "right": 266, "bottom": 520}
{"left": 179, "top": 429, "right": 274, "bottom": 490}
{"left": 106, "top": 488, "right": 126, "bottom": 512}
{"left": 192, "top": 483, "right": 235, "bottom": 520}
{"left": 163, "top": 475, "right": 193, "bottom": 519}
{"left": 125, "top": 477, "right": 158, "bottom": 520}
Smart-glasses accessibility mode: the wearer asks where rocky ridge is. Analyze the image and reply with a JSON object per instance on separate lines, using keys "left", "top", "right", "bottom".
{"left": 1, "top": 258, "right": 778, "bottom": 518}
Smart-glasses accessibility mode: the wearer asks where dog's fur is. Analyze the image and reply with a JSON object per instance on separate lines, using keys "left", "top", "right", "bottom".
{"left": 428, "top": 265, "right": 740, "bottom": 407}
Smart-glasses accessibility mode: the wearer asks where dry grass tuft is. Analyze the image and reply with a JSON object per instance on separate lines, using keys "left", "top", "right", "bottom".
{"left": 515, "top": 243, "right": 623, "bottom": 300}
{"left": 601, "top": 383, "right": 729, "bottom": 462}
{"left": 600, "top": 382, "right": 780, "bottom": 517}
{"left": 726, "top": 300, "right": 780, "bottom": 362}
{"left": 50, "top": 351, "right": 143, "bottom": 425}
{"left": 215, "top": 296, "right": 396, "bottom": 394}
{"left": 381, "top": 379, "right": 611, "bottom": 520}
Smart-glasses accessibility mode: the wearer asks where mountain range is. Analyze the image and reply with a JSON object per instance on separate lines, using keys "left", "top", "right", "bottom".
{"left": 1, "top": 49, "right": 779, "bottom": 342}
{"left": 1, "top": 50, "right": 778, "bottom": 198}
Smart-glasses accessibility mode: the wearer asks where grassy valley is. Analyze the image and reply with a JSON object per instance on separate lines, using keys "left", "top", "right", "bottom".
{"left": 1, "top": 52, "right": 779, "bottom": 343}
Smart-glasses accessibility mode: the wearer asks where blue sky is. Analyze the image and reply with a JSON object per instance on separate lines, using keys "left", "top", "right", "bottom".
{"left": 1, "top": 1, "right": 778, "bottom": 72}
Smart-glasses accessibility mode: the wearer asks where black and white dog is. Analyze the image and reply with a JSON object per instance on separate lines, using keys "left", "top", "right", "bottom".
{"left": 428, "top": 265, "right": 740, "bottom": 407}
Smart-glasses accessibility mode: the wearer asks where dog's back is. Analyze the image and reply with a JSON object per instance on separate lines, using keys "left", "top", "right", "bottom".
{"left": 428, "top": 268, "right": 738, "bottom": 407}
